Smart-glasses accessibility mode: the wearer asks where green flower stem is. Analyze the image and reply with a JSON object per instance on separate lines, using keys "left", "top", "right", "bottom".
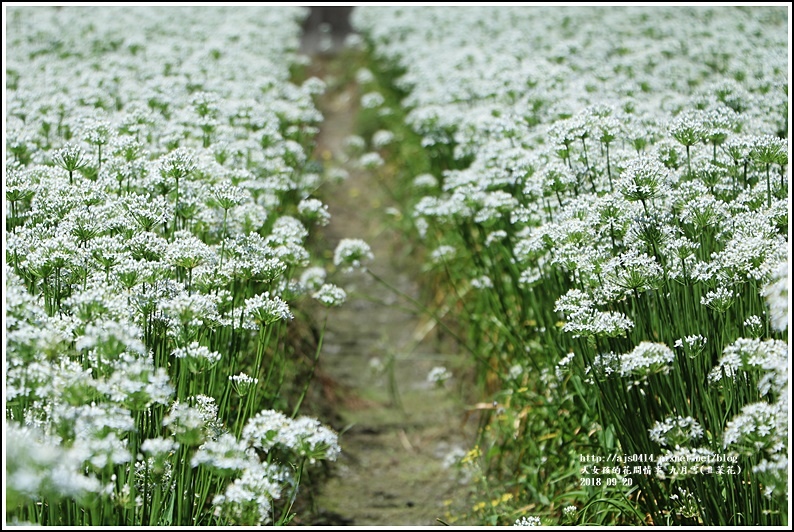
{"left": 276, "top": 457, "right": 306, "bottom": 525}
{"left": 365, "top": 267, "right": 484, "bottom": 365}
{"left": 291, "top": 314, "right": 327, "bottom": 418}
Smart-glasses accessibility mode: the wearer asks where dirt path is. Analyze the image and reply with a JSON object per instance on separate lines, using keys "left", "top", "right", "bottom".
{"left": 299, "top": 57, "right": 478, "bottom": 526}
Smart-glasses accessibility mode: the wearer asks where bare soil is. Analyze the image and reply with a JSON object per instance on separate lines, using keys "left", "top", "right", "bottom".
{"left": 294, "top": 56, "right": 479, "bottom": 526}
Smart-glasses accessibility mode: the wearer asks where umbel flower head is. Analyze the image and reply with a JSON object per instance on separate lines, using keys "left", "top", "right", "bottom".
{"left": 52, "top": 142, "right": 87, "bottom": 173}
{"left": 617, "top": 155, "right": 671, "bottom": 207}
{"left": 171, "top": 341, "right": 222, "bottom": 373}
{"left": 312, "top": 283, "right": 347, "bottom": 307}
{"left": 211, "top": 462, "right": 285, "bottom": 525}
{"left": 427, "top": 366, "right": 452, "bottom": 387}
{"left": 514, "top": 515, "right": 541, "bottom": 526}
{"left": 229, "top": 372, "right": 258, "bottom": 396}
{"left": 242, "top": 409, "right": 340, "bottom": 462}
{"left": 297, "top": 198, "right": 331, "bottom": 226}
{"left": 723, "top": 401, "right": 786, "bottom": 456}
{"left": 649, "top": 415, "right": 704, "bottom": 447}
{"left": 620, "top": 341, "right": 674, "bottom": 377}
{"left": 334, "top": 238, "right": 374, "bottom": 271}
{"left": 158, "top": 147, "right": 196, "bottom": 181}
{"left": 243, "top": 292, "right": 293, "bottom": 326}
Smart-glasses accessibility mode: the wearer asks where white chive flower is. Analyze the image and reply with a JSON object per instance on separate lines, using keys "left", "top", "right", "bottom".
{"left": 333, "top": 238, "right": 374, "bottom": 271}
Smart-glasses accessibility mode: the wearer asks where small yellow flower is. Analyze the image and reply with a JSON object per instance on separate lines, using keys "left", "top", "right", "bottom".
{"left": 461, "top": 445, "right": 481, "bottom": 464}
{"left": 491, "top": 493, "right": 514, "bottom": 507}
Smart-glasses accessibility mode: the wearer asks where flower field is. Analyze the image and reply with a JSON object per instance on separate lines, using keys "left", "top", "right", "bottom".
{"left": 3, "top": 5, "right": 791, "bottom": 527}
{"left": 350, "top": 5, "right": 789, "bottom": 526}
{"left": 5, "top": 6, "right": 354, "bottom": 526}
